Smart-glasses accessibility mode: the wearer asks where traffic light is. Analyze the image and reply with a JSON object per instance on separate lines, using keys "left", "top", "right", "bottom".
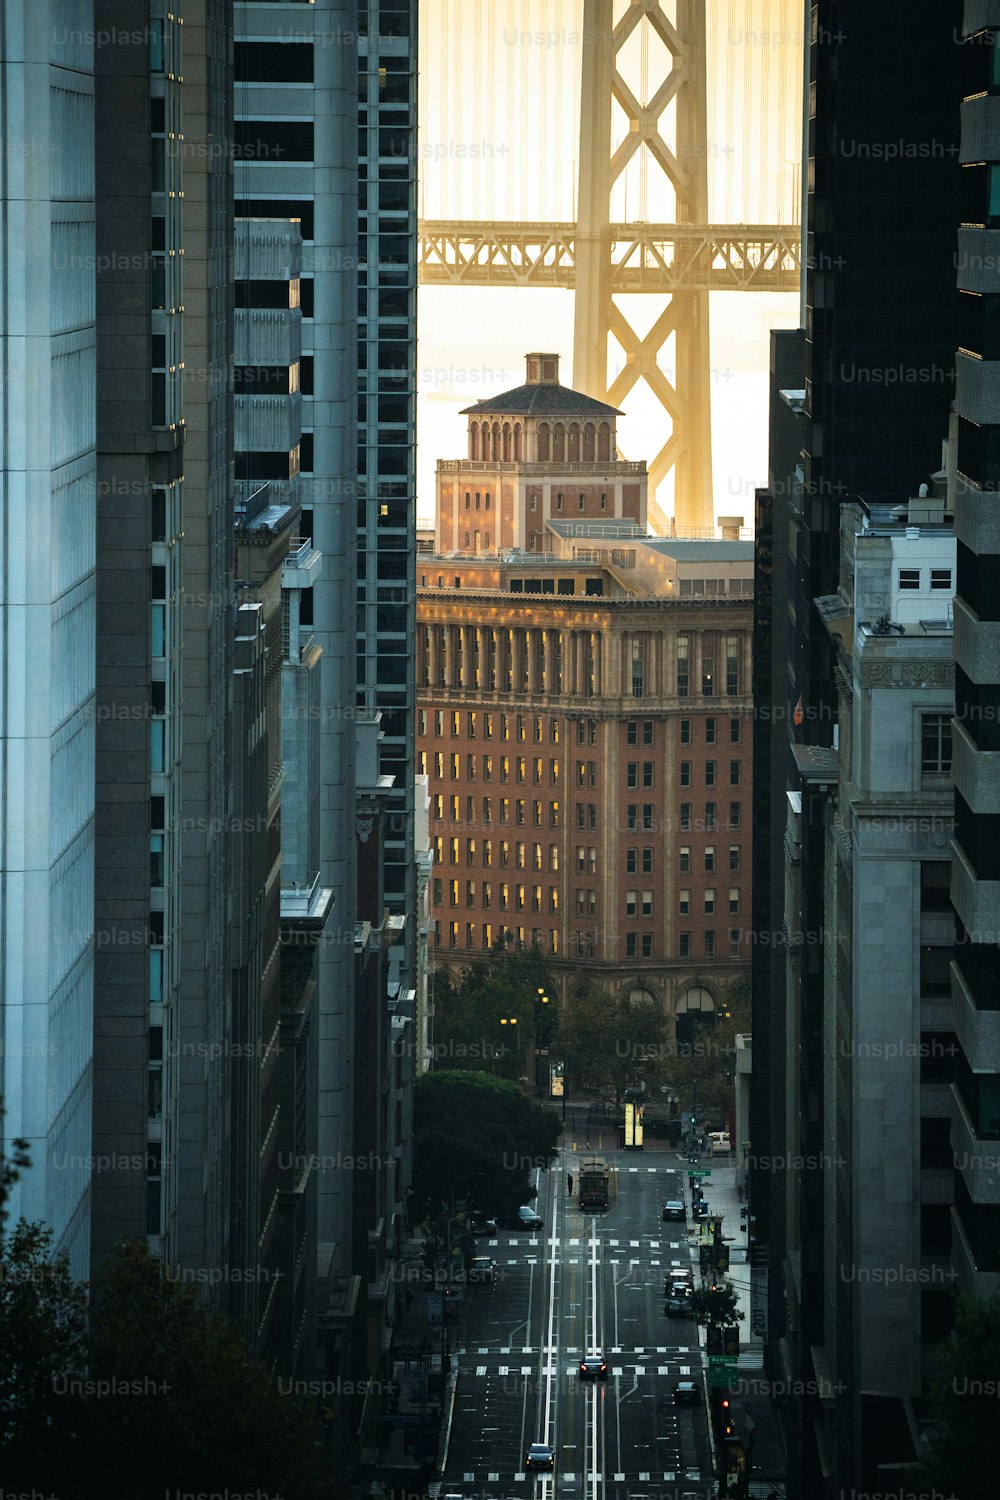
{"left": 720, "top": 1398, "right": 734, "bottom": 1437}
{"left": 723, "top": 1327, "right": 740, "bottom": 1358}
{"left": 715, "top": 1245, "right": 730, "bottom": 1273}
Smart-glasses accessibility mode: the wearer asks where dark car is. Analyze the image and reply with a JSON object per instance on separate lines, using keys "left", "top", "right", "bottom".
{"left": 579, "top": 1352, "right": 608, "bottom": 1380}
{"left": 662, "top": 1200, "right": 686, "bottom": 1222}
{"left": 470, "top": 1216, "right": 498, "bottom": 1238}
{"left": 525, "top": 1442, "right": 555, "bottom": 1471}
{"left": 665, "top": 1295, "right": 690, "bottom": 1317}
{"left": 467, "top": 1255, "right": 495, "bottom": 1283}
{"left": 673, "top": 1380, "right": 702, "bottom": 1405}
{"left": 515, "top": 1205, "right": 543, "bottom": 1230}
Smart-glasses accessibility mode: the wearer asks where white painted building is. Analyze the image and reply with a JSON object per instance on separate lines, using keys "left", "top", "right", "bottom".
{"left": 0, "top": 4, "right": 96, "bottom": 1275}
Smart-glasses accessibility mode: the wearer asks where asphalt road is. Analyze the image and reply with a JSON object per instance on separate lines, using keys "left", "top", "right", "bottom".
{"left": 440, "top": 1145, "right": 714, "bottom": 1500}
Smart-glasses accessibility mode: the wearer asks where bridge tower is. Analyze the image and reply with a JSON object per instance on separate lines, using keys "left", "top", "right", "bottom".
{"left": 575, "top": 0, "right": 712, "bottom": 533}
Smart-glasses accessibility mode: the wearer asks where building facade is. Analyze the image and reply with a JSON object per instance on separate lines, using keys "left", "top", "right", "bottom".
{"left": 0, "top": 0, "right": 97, "bottom": 1276}
{"left": 950, "top": 0, "right": 1000, "bottom": 1319}
{"left": 818, "top": 496, "right": 957, "bottom": 1485}
{"left": 751, "top": 8, "right": 966, "bottom": 1495}
{"left": 413, "top": 525, "right": 749, "bottom": 1020}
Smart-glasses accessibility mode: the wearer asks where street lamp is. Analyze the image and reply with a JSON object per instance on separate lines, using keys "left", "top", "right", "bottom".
{"left": 499, "top": 1015, "right": 518, "bottom": 1078}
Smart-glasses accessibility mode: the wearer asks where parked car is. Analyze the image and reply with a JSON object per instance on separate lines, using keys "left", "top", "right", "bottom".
{"left": 467, "top": 1256, "right": 495, "bottom": 1283}
{"left": 525, "top": 1442, "right": 555, "bottom": 1471}
{"left": 662, "top": 1199, "right": 686, "bottom": 1222}
{"left": 673, "top": 1380, "right": 701, "bottom": 1406}
{"left": 515, "top": 1205, "right": 543, "bottom": 1229}
{"left": 579, "top": 1352, "right": 608, "bottom": 1380}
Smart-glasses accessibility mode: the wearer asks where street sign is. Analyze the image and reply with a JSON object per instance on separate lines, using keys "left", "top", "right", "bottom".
{"left": 688, "top": 1169, "right": 712, "bottom": 1178}
{"left": 708, "top": 1355, "right": 739, "bottom": 1369}
{"left": 708, "top": 1361, "right": 739, "bottom": 1388}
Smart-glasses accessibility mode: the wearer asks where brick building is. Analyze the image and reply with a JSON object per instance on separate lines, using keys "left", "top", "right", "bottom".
{"left": 417, "top": 358, "right": 753, "bottom": 1030}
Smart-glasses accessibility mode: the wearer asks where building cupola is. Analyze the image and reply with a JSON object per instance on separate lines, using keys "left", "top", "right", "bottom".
{"left": 525, "top": 352, "right": 560, "bottom": 385}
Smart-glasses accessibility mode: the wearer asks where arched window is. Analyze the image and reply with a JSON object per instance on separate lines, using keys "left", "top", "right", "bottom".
{"left": 568, "top": 423, "right": 580, "bottom": 462}
{"left": 583, "top": 423, "right": 595, "bottom": 461}
{"left": 470, "top": 422, "right": 480, "bottom": 460}
{"left": 514, "top": 423, "right": 523, "bottom": 461}
{"left": 597, "top": 421, "right": 611, "bottom": 461}
{"left": 492, "top": 421, "right": 502, "bottom": 462}
{"left": 537, "top": 423, "right": 550, "bottom": 461}
{"left": 674, "top": 985, "right": 717, "bottom": 1049}
{"left": 553, "top": 423, "right": 565, "bottom": 461}
{"left": 502, "top": 422, "right": 512, "bottom": 462}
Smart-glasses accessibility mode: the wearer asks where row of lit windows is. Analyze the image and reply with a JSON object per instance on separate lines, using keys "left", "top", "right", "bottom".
{"left": 432, "top": 878, "right": 559, "bottom": 912}
{"left": 422, "top": 752, "right": 561, "bottom": 784}
{"left": 419, "top": 708, "right": 560, "bottom": 742}
{"left": 431, "top": 799, "right": 560, "bottom": 830}
{"left": 432, "top": 835, "right": 559, "bottom": 867}
{"left": 435, "top": 922, "right": 559, "bottom": 953}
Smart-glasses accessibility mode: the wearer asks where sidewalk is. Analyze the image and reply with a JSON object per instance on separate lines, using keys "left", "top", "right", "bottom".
{"left": 686, "top": 1155, "right": 787, "bottom": 1497}
{"left": 367, "top": 1232, "right": 463, "bottom": 1487}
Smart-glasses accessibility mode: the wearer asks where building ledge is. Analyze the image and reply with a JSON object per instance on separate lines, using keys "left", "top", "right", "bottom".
{"left": 790, "top": 741, "right": 838, "bottom": 783}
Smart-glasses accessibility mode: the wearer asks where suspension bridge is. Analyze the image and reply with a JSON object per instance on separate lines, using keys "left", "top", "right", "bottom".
{"left": 418, "top": 0, "right": 803, "bottom": 532}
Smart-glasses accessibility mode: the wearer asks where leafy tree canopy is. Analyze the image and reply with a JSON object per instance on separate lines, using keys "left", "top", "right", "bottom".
{"left": 431, "top": 944, "right": 558, "bottom": 1076}
{"left": 916, "top": 1294, "right": 1000, "bottom": 1500}
{"left": 0, "top": 1230, "right": 335, "bottom": 1500}
{"left": 412, "top": 1069, "right": 560, "bottom": 1225}
{"left": 686, "top": 1280, "right": 744, "bottom": 1330}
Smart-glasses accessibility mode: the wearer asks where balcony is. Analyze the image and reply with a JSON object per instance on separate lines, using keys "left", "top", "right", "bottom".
{"left": 961, "top": 91, "right": 1000, "bottom": 166}
{"left": 954, "top": 958, "right": 1000, "bottom": 1075}
{"left": 235, "top": 390, "right": 302, "bottom": 452}
{"left": 282, "top": 535, "right": 321, "bottom": 590}
{"left": 954, "top": 594, "right": 1000, "bottom": 685}
{"left": 235, "top": 217, "right": 302, "bottom": 282}
{"left": 436, "top": 458, "right": 646, "bottom": 475}
{"left": 955, "top": 478, "right": 1000, "bottom": 554}
{"left": 951, "top": 835, "right": 1000, "bottom": 940}
{"left": 952, "top": 1084, "right": 1000, "bottom": 1199}
{"left": 955, "top": 350, "right": 1000, "bottom": 427}
{"left": 953, "top": 717, "right": 1000, "bottom": 816}
{"left": 235, "top": 307, "right": 301, "bottom": 367}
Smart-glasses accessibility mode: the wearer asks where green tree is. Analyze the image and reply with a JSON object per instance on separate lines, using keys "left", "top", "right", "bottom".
{"left": 0, "top": 1101, "right": 31, "bottom": 1231}
{"left": 431, "top": 944, "right": 558, "bottom": 1076}
{"left": 560, "top": 978, "right": 672, "bottom": 1101}
{"left": 0, "top": 1219, "right": 89, "bottom": 1470}
{"left": 916, "top": 1294, "right": 1000, "bottom": 1500}
{"left": 687, "top": 1280, "right": 744, "bottom": 1331}
{"left": 0, "top": 1228, "right": 337, "bottom": 1498}
{"left": 411, "top": 1069, "right": 560, "bottom": 1225}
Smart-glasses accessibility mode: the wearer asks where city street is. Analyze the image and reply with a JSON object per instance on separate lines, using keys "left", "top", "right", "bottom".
{"left": 439, "top": 1135, "right": 716, "bottom": 1500}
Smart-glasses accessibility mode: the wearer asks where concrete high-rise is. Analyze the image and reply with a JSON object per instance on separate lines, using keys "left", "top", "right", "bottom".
{"left": 0, "top": 0, "right": 97, "bottom": 1277}
{"left": 90, "top": 1, "right": 238, "bottom": 1301}
{"left": 751, "top": 7, "right": 965, "bottom": 1496}
{"left": 951, "top": 0, "right": 1000, "bottom": 1331}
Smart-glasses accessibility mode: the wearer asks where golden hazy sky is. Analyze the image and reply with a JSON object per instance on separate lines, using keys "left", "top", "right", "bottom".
{"left": 416, "top": 0, "right": 805, "bottom": 529}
